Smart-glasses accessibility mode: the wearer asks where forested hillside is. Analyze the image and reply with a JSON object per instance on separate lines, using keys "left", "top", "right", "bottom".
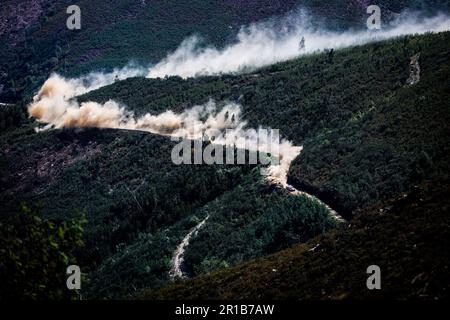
{"left": 0, "top": 125, "right": 337, "bottom": 298}
{"left": 146, "top": 177, "right": 450, "bottom": 300}
{"left": 78, "top": 31, "right": 450, "bottom": 219}
{"left": 1, "top": 30, "right": 449, "bottom": 299}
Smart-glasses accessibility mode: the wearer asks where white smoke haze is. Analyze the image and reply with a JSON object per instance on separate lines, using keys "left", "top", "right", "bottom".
{"left": 28, "top": 75, "right": 301, "bottom": 184}
{"left": 147, "top": 12, "right": 450, "bottom": 79}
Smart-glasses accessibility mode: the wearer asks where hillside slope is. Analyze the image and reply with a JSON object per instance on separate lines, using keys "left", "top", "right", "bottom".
{"left": 1, "top": 31, "right": 449, "bottom": 299}
{"left": 145, "top": 178, "right": 450, "bottom": 300}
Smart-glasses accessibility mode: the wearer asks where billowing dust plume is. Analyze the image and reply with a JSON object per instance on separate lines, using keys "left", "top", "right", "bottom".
{"left": 29, "top": 10, "right": 450, "bottom": 184}
{"left": 28, "top": 75, "right": 301, "bottom": 185}
{"left": 147, "top": 12, "right": 450, "bottom": 79}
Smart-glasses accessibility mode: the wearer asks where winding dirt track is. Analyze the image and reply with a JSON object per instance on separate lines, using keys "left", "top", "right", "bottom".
{"left": 169, "top": 216, "right": 209, "bottom": 279}
{"left": 168, "top": 184, "right": 346, "bottom": 278}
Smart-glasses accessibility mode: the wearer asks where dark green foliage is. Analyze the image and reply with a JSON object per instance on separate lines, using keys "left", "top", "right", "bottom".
{"left": 0, "top": 104, "right": 27, "bottom": 132}
{"left": 0, "top": 206, "right": 86, "bottom": 300}
{"left": 0, "top": 128, "right": 249, "bottom": 269}
{"left": 82, "top": 171, "right": 336, "bottom": 299}
{"left": 84, "top": 215, "right": 196, "bottom": 299}
{"left": 2, "top": 124, "right": 333, "bottom": 299}
{"left": 289, "top": 32, "right": 450, "bottom": 216}
{"left": 183, "top": 177, "right": 337, "bottom": 276}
